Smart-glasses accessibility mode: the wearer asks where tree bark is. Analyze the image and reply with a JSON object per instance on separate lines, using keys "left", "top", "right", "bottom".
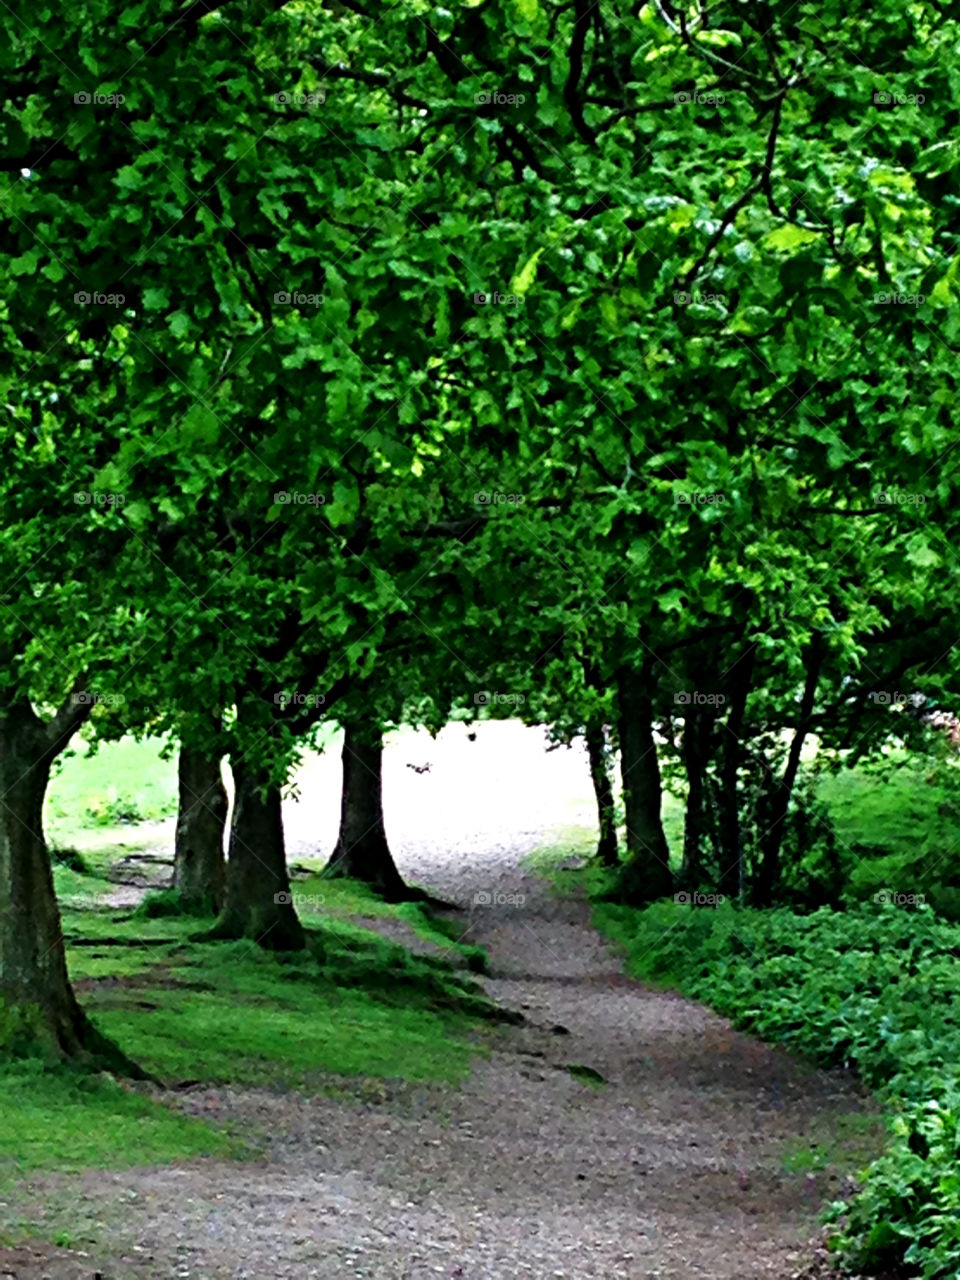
{"left": 324, "top": 719, "right": 409, "bottom": 901}
{"left": 205, "top": 760, "right": 304, "bottom": 950}
{"left": 718, "top": 644, "right": 756, "bottom": 900}
{"left": 585, "top": 723, "right": 618, "bottom": 865}
{"left": 613, "top": 668, "right": 673, "bottom": 904}
{"left": 173, "top": 741, "right": 227, "bottom": 912}
{"left": 679, "top": 710, "right": 712, "bottom": 890}
{"left": 753, "top": 633, "right": 825, "bottom": 905}
{"left": 0, "top": 696, "right": 143, "bottom": 1074}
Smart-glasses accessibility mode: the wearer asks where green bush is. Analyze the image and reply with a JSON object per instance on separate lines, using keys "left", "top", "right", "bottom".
{"left": 594, "top": 898, "right": 960, "bottom": 1278}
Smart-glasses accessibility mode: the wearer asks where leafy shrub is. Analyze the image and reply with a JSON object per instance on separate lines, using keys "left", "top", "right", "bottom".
{"left": 777, "top": 780, "right": 851, "bottom": 910}
{"left": 594, "top": 899, "right": 960, "bottom": 1278}
{"left": 846, "top": 844, "right": 960, "bottom": 922}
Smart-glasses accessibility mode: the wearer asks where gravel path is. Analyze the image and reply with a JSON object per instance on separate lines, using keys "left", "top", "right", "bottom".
{"left": 4, "top": 723, "right": 876, "bottom": 1279}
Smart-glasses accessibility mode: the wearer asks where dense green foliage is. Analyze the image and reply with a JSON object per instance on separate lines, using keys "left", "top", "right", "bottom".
{"left": 4, "top": 0, "right": 960, "bottom": 1268}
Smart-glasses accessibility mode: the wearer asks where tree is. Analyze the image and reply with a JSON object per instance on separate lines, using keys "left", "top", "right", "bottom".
{"left": 324, "top": 715, "right": 408, "bottom": 900}
{"left": 173, "top": 724, "right": 228, "bottom": 914}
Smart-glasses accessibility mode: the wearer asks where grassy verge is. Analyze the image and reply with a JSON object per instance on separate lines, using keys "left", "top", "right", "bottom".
{"left": 46, "top": 736, "right": 179, "bottom": 832}
{"left": 0, "top": 888, "right": 503, "bottom": 1215}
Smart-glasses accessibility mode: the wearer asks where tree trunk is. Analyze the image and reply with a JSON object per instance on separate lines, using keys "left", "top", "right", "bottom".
{"left": 0, "top": 700, "right": 143, "bottom": 1074}
{"left": 585, "top": 723, "right": 618, "bottom": 865}
{"left": 679, "top": 711, "right": 711, "bottom": 890}
{"left": 613, "top": 669, "right": 673, "bottom": 904}
{"left": 753, "top": 633, "right": 825, "bottom": 905}
{"left": 205, "top": 761, "right": 304, "bottom": 950}
{"left": 324, "top": 719, "right": 409, "bottom": 901}
{"left": 718, "top": 644, "right": 756, "bottom": 900}
{"left": 173, "top": 741, "right": 227, "bottom": 912}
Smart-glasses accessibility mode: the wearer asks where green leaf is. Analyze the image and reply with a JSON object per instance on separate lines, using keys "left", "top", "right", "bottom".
{"left": 511, "top": 247, "right": 545, "bottom": 296}
{"left": 763, "top": 225, "right": 821, "bottom": 252}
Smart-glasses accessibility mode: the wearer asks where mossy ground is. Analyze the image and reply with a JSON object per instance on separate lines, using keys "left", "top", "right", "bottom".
{"left": 1, "top": 876, "right": 500, "bottom": 1201}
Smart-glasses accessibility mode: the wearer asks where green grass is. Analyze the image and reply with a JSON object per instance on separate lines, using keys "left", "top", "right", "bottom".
{"left": 0, "top": 871, "right": 502, "bottom": 1222}
{"left": 0, "top": 1062, "right": 241, "bottom": 1195}
{"left": 285, "top": 866, "right": 490, "bottom": 970}
{"left": 46, "top": 736, "right": 179, "bottom": 832}
{"left": 54, "top": 905, "right": 498, "bottom": 1090}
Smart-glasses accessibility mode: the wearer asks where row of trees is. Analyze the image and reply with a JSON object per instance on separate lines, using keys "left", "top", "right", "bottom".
{"left": 3, "top": 0, "right": 960, "bottom": 1069}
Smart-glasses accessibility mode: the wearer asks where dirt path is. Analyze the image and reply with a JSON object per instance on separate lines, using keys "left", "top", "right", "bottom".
{"left": 9, "top": 821, "right": 876, "bottom": 1280}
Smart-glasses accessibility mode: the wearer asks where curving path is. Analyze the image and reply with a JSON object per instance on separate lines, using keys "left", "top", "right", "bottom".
{"left": 4, "top": 723, "right": 875, "bottom": 1278}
